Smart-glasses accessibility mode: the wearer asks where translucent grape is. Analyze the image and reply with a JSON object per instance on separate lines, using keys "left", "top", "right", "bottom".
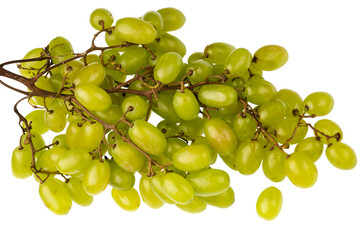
{"left": 11, "top": 146, "right": 33, "bottom": 179}
{"left": 48, "top": 36, "right": 74, "bottom": 64}
{"left": 82, "top": 160, "right": 110, "bottom": 195}
{"left": 244, "top": 78, "right": 277, "bottom": 105}
{"left": 274, "top": 117, "right": 308, "bottom": 145}
{"left": 112, "top": 188, "right": 141, "bottom": 212}
{"left": 188, "top": 52, "right": 203, "bottom": 64}
{"left": 295, "top": 137, "right": 324, "bottom": 162}
{"left": 74, "top": 83, "right": 112, "bottom": 112}
{"left": 178, "top": 117, "right": 204, "bottom": 139}
{"left": 108, "top": 160, "right": 135, "bottom": 190}
{"left": 24, "top": 110, "right": 49, "bottom": 135}
{"left": 163, "top": 138, "right": 188, "bottom": 159}
{"left": 148, "top": 33, "right": 186, "bottom": 57}
{"left": 204, "top": 42, "right": 235, "bottom": 65}
{"left": 218, "top": 100, "right": 244, "bottom": 117}
{"left": 176, "top": 196, "right": 207, "bottom": 213}
{"left": 262, "top": 148, "right": 286, "bottom": 182}
{"left": 253, "top": 45, "right": 288, "bottom": 71}
{"left": 73, "top": 62, "right": 105, "bottom": 86}
{"left": 313, "top": 119, "right": 342, "bottom": 144}
{"left": 257, "top": 99, "right": 287, "bottom": 128}
{"left": 152, "top": 92, "right": 182, "bottom": 123}
{"left": 276, "top": 89, "right": 304, "bottom": 117}
{"left": 115, "top": 17, "right": 156, "bottom": 44}
{"left": 233, "top": 113, "right": 257, "bottom": 141}
{"left": 56, "top": 149, "right": 92, "bottom": 175}
{"left": 64, "top": 177, "right": 93, "bottom": 206}
{"left": 154, "top": 52, "right": 183, "bottom": 84}
{"left": 156, "top": 120, "right": 178, "bottom": 138}
{"left": 200, "top": 187, "right": 235, "bottom": 208}
{"left": 121, "top": 95, "right": 149, "bottom": 120}
{"left": 235, "top": 139, "right": 264, "bottom": 175}
{"left": 172, "top": 144, "right": 212, "bottom": 172}
{"left": 90, "top": 8, "right": 114, "bottom": 30}
{"left": 45, "top": 106, "right": 67, "bottom": 133}
{"left": 139, "top": 175, "right": 165, "bottom": 209}
{"left": 173, "top": 89, "right": 200, "bottom": 121}
{"left": 304, "top": 92, "right": 334, "bottom": 116}
{"left": 150, "top": 171, "right": 175, "bottom": 204}
{"left": 118, "top": 47, "right": 150, "bottom": 74}
{"left": 38, "top": 147, "right": 67, "bottom": 172}
{"left": 143, "top": 10, "right": 164, "bottom": 30}
{"left": 186, "top": 59, "right": 213, "bottom": 84}
{"left": 19, "top": 48, "right": 47, "bottom": 78}
{"left": 256, "top": 187, "right": 283, "bottom": 221}
{"left": 224, "top": 48, "right": 252, "bottom": 78}
{"left": 198, "top": 84, "right": 237, "bottom": 108}
{"left": 186, "top": 169, "right": 230, "bottom": 196}
{"left": 66, "top": 120, "right": 104, "bottom": 151}
{"left": 157, "top": 7, "right": 186, "bottom": 32}
{"left": 163, "top": 172, "right": 194, "bottom": 204}
{"left": 326, "top": 142, "right": 357, "bottom": 170}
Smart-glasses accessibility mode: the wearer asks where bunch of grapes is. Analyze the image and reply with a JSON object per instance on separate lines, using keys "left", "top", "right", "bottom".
{"left": 2, "top": 7, "right": 356, "bottom": 220}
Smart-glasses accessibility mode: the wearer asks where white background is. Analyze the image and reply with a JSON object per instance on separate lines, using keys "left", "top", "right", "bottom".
{"left": 0, "top": 0, "right": 359, "bottom": 239}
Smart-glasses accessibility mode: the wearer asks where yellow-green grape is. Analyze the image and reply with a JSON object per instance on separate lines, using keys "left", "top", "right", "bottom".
{"left": 326, "top": 142, "right": 357, "bottom": 170}
{"left": 253, "top": 45, "right": 288, "bottom": 71}
{"left": 23, "top": 110, "right": 49, "bottom": 135}
{"left": 186, "top": 59, "right": 213, "bottom": 84}
{"left": 220, "top": 150, "right": 237, "bottom": 170}
{"left": 274, "top": 117, "right": 308, "bottom": 145}
{"left": 90, "top": 8, "right": 113, "bottom": 30}
{"left": 118, "top": 47, "right": 150, "bottom": 74}
{"left": 150, "top": 171, "right": 175, "bottom": 204}
{"left": 191, "top": 136, "right": 217, "bottom": 164}
{"left": 276, "top": 89, "right": 304, "bottom": 117}
{"left": 21, "top": 131, "right": 45, "bottom": 153}
{"left": 200, "top": 187, "right": 235, "bottom": 208}
{"left": 39, "top": 178, "right": 72, "bottom": 215}
{"left": 303, "top": 92, "right": 334, "bottom": 116}
{"left": 48, "top": 36, "right": 74, "bottom": 64}
{"left": 92, "top": 104, "right": 126, "bottom": 129}
{"left": 81, "top": 54, "right": 101, "bottom": 64}
{"left": 295, "top": 137, "right": 324, "bottom": 162}
{"left": 38, "top": 147, "right": 67, "bottom": 172}
{"left": 258, "top": 99, "right": 287, "bottom": 128}
{"left": 188, "top": 52, "right": 204, "bottom": 64}
{"left": 64, "top": 177, "right": 93, "bottom": 206}
{"left": 74, "top": 83, "right": 112, "bottom": 111}
{"left": 204, "top": 42, "right": 236, "bottom": 65}
{"left": 178, "top": 117, "right": 204, "bottom": 139}
{"left": 235, "top": 139, "right": 264, "bottom": 175}
{"left": 313, "top": 119, "right": 343, "bottom": 144}
{"left": 115, "top": 17, "right": 156, "bottom": 44}
{"left": 204, "top": 118, "right": 237, "bottom": 156}
{"left": 56, "top": 149, "right": 92, "bottom": 175}
{"left": 154, "top": 52, "right": 183, "bottom": 84}
{"left": 66, "top": 120, "right": 104, "bottom": 151}
{"left": 49, "top": 74, "right": 64, "bottom": 93}
{"left": 198, "top": 85, "right": 237, "bottom": 108}
{"left": 156, "top": 120, "right": 178, "bottom": 138}
{"left": 128, "top": 120, "right": 167, "bottom": 156}
{"left": 44, "top": 106, "right": 67, "bottom": 133}
{"left": 233, "top": 113, "right": 257, "bottom": 141}
{"left": 218, "top": 100, "right": 243, "bottom": 117}
{"left": 224, "top": 48, "right": 252, "bottom": 78}
{"left": 249, "top": 63, "right": 263, "bottom": 76}
{"left": 19, "top": 48, "right": 47, "bottom": 78}
{"left": 108, "top": 160, "right": 135, "bottom": 190}
{"left": 102, "top": 49, "right": 121, "bottom": 66}
{"left": 121, "top": 95, "right": 149, "bottom": 121}
{"left": 139, "top": 175, "right": 164, "bottom": 209}
{"left": 172, "top": 144, "right": 212, "bottom": 172}
{"left": 104, "top": 29, "right": 127, "bottom": 52}
{"left": 157, "top": 7, "right": 185, "bottom": 31}
{"left": 262, "top": 148, "right": 286, "bottom": 182}
{"left": 112, "top": 188, "right": 141, "bottom": 211}
{"left": 82, "top": 160, "right": 110, "bottom": 195}
{"left": 284, "top": 152, "right": 318, "bottom": 188}
{"left": 143, "top": 10, "right": 164, "bottom": 30}
{"left": 244, "top": 77, "right": 277, "bottom": 106}
{"left": 11, "top": 146, "right": 33, "bottom": 179}
{"left": 163, "top": 172, "right": 194, "bottom": 204}
{"left": 148, "top": 33, "right": 186, "bottom": 57}
{"left": 256, "top": 187, "right": 283, "bottom": 221}
{"left": 152, "top": 92, "right": 182, "bottom": 123}
{"left": 73, "top": 62, "right": 105, "bottom": 86}
{"left": 60, "top": 60, "right": 84, "bottom": 83}
{"left": 173, "top": 89, "right": 200, "bottom": 121}
{"left": 187, "top": 169, "right": 230, "bottom": 196}
{"left": 176, "top": 196, "right": 207, "bottom": 213}
{"left": 163, "top": 138, "right": 188, "bottom": 159}
{"left": 32, "top": 77, "right": 56, "bottom": 106}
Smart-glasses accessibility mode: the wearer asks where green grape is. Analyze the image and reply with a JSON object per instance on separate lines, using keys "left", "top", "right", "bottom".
{"left": 56, "top": 149, "right": 92, "bottom": 175}
{"left": 154, "top": 52, "right": 183, "bottom": 84}
{"left": 178, "top": 117, "right": 204, "bottom": 139}
{"left": 188, "top": 52, "right": 204, "bottom": 64}
{"left": 173, "top": 89, "right": 199, "bottom": 121}
{"left": 218, "top": 100, "right": 243, "bottom": 117}
{"left": 186, "top": 59, "right": 213, "bottom": 84}
{"left": 257, "top": 99, "right": 287, "bottom": 128}
{"left": 235, "top": 139, "right": 264, "bottom": 175}
{"left": 81, "top": 54, "right": 101, "bottom": 64}
{"left": 295, "top": 137, "right": 324, "bottom": 162}
{"left": 233, "top": 113, "right": 257, "bottom": 141}
{"left": 109, "top": 139, "right": 146, "bottom": 173}
{"left": 274, "top": 117, "right": 308, "bottom": 145}
{"left": 108, "top": 160, "right": 135, "bottom": 190}
{"left": 163, "top": 138, "right": 188, "bottom": 159}
{"left": 67, "top": 113, "right": 83, "bottom": 124}
{"left": 121, "top": 95, "right": 149, "bottom": 120}
{"left": 128, "top": 79, "right": 151, "bottom": 92}
{"left": 284, "top": 152, "right": 318, "bottom": 188}
{"left": 200, "top": 187, "right": 235, "bottom": 208}
{"left": 118, "top": 47, "right": 150, "bottom": 74}
{"left": 157, "top": 7, "right": 185, "bottom": 31}
{"left": 204, "top": 42, "right": 235, "bottom": 65}
{"left": 224, "top": 48, "right": 252, "bottom": 78}
{"left": 44, "top": 106, "right": 67, "bottom": 133}
{"left": 39, "top": 178, "right": 72, "bottom": 215}
{"left": 74, "top": 83, "right": 112, "bottom": 112}
{"left": 191, "top": 136, "right": 217, "bottom": 164}
{"left": 244, "top": 78, "right": 277, "bottom": 105}
{"left": 64, "top": 177, "right": 93, "bottom": 206}
{"left": 21, "top": 131, "right": 45, "bottom": 153}
{"left": 204, "top": 118, "right": 237, "bottom": 156}
{"left": 112, "top": 188, "right": 141, "bottom": 212}
{"left": 32, "top": 76, "right": 56, "bottom": 106}
{"left": 66, "top": 120, "right": 104, "bottom": 151}
{"left": 92, "top": 104, "right": 127, "bottom": 130}
{"left": 326, "top": 142, "right": 357, "bottom": 170}
{"left": 128, "top": 120, "right": 167, "bottom": 156}
{"left": 139, "top": 175, "right": 164, "bottom": 209}
{"left": 176, "top": 196, "right": 207, "bottom": 213}
{"left": 313, "top": 119, "right": 343, "bottom": 144}
{"left": 49, "top": 36, "right": 74, "bottom": 64}
{"left": 304, "top": 92, "right": 334, "bottom": 116}
{"left": 104, "top": 69, "right": 126, "bottom": 85}
{"left": 82, "top": 160, "right": 110, "bottom": 195}
{"left": 11, "top": 146, "right": 33, "bottom": 179}
{"left": 220, "top": 151, "right": 237, "bottom": 170}
{"left": 262, "top": 148, "right": 286, "bottom": 182}
{"left": 172, "top": 144, "right": 212, "bottom": 172}
{"left": 60, "top": 60, "right": 84, "bottom": 83}
{"left": 148, "top": 33, "right": 186, "bottom": 57}
{"left": 90, "top": 8, "right": 114, "bottom": 30}
{"left": 49, "top": 74, "right": 65, "bottom": 93}
{"left": 198, "top": 84, "right": 237, "bottom": 108}
{"left": 150, "top": 171, "right": 175, "bottom": 204}
{"left": 115, "top": 17, "right": 156, "bottom": 44}
{"left": 38, "top": 147, "right": 67, "bottom": 172}
{"left": 152, "top": 92, "right": 182, "bottom": 123}
{"left": 143, "top": 10, "right": 164, "bottom": 30}
{"left": 276, "top": 89, "right": 304, "bottom": 117}
{"left": 156, "top": 120, "right": 178, "bottom": 137}
{"left": 23, "top": 110, "right": 49, "bottom": 135}
{"left": 19, "top": 48, "right": 47, "bottom": 78}
{"left": 187, "top": 169, "right": 230, "bottom": 196}
{"left": 73, "top": 62, "right": 105, "bottom": 86}
{"left": 256, "top": 187, "right": 283, "bottom": 221}
{"left": 163, "top": 172, "right": 194, "bottom": 204}
{"left": 249, "top": 63, "right": 263, "bottom": 76}
{"left": 253, "top": 45, "right": 288, "bottom": 71}
{"left": 104, "top": 29, "right": 127, "bottom": 52}
{"left": 102, "top": 49, "right": 121, "bottom": 65}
